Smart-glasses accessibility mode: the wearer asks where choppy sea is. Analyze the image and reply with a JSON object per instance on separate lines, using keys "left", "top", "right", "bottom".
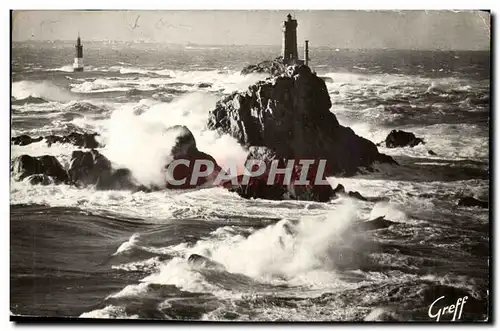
{"left": 10, "top": 41, "right": 490, "bottom": 321}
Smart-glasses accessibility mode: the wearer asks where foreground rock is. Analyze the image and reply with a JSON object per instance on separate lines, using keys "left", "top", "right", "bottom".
{"left": 12, "top": 154, "right": 68, "bottom": 183}
{"left": 457, "top": 196, "right": 489, "bottom": 209}
{"left": 12, "top": 150, "right": 139, "bottom": 190}
{"left": 385, "top": 130, "right": 425, "bottom": 148}
{"left": 68, "top": 150, "right": 139, "bottom": 190}
{"left": 208, "top": 63, "right": 396, "bottom": 178}
{"left": 11, "top": 132, "right": 101, "bottom": 149}
{"left": 12, "top": 126, "right": 222, "bottom": 192}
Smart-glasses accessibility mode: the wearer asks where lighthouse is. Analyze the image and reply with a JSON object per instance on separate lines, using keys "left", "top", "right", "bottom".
{"left": 282, "top": 13, "right": 299, "bottom": 65}
{"left": 73, "top": 34, "right": 84, "bottom": 72}
{"left": 304, "top": 40, "right": 309, "bottom": 66}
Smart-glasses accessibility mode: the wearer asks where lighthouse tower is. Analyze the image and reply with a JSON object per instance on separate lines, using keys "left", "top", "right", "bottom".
{"left": 282, "top": 13, "right": 298, "bottom": 65}
{"left": 73, "top": 34, "right": 84, "bottom": 72}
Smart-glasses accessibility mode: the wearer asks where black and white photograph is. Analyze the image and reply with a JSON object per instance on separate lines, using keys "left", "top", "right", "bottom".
{"left": 9, "top": 8, "right": 491, "bottom": 322}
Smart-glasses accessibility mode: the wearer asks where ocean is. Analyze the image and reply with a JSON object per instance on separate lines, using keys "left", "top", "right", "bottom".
{"left": 10, "top": 41, "right": 490, "bottom": 321}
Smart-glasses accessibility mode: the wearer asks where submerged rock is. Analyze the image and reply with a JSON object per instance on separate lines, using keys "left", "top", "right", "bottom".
{"left": 457, "top": 196, "right": 489, "bottom": 209}
{"left": 357, "top": 216, "right": 395, "bottom": 231}
{"left": 208, "top": 63, "right": 396, "bottom": 179}
{"left": 197, "top": 82, "right": 212, "bottom": 88}
{"left": 385, "top": 130, "right": 425, "bottom": 148}
{"left": 187, "top": 254, "right": 225, "bottom": 270}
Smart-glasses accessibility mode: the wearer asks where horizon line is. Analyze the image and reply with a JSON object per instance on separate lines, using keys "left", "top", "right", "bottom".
{"left": 11, "top": 39, "right": 490, "bottom": 52}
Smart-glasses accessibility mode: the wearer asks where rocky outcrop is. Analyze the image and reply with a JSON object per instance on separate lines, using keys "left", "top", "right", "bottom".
{"left": 12, "top": 154, "right": 68, "bottom": 183}
{"left": 457, "top": 197, "right": 489, "bottom": 209}
{"left": 385, "top": 130, "right": 425, "bottom": 148}
{"left": 11, "top": 132, "right": 101, "bottom": 149}
{"left": 225, "top": 146, "right": 335, "bottom": 202}
{"left": 165, "top": 125, "right": 221, "bottom": 189}
{"left": 11, "top": 135, "right": 43, "bottom": 146}
{"left": 241, "top": 57, "right": 287, "bottom": 76}
{"left": 68, "top": 149, "right": 138, "bottom": 190}
{"left": 12, "top": 126, "right": 222, "bottom": 192}
{"left": 208, "top": 63, "right": 396, "bottom": 178}
{"left": 47, "top": 132, "right": 100, "bottom": 149}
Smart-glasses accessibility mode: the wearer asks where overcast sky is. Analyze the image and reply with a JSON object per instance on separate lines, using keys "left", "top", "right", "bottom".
{"left": 12, "top": 10, "right": 490, "bottom": 50}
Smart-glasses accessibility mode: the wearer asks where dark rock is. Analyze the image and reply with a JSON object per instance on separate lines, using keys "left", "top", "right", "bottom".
{"left": 68, "top": 149, "right": 137, "bottom": 190}
{"left": 11, "top": 135, "right": 43, "bottom": 146}
{"left": 197, "top": 82, "right": 212, "bottom": 88}
{"left": 63, "top": 132, "right": 100, "bottom": 149}
{"left": 24, "top": 174, "right": 56, "bottom": 185}
{"left": 457, "top": 196, "right": 488, "bottom": 209}
{"left": 332, "top": 184, "right": 371, "bottom": 202}
{"left": 187, "top": 254, "right": 225, "bottom": 270}
{"left": 385, "top": 130, "right": 425, "bottom": 148}
{"left": 227, "top": 174, "right": 288, "bottom": 201}
{"left": 12, "top": 154, "right": 68, "bottom": 183}
{"left": 44, "top": 135, "right": 62, "bottom": 147}
{"left": 12, "top": 132, "right": 101, "bottom": 149}
{"left": 224, "top": 146, "right": 335, "bottom": 202}
{"left": 357, "top": 216, "right": 395, "bottom": 231}
{"left": 38, "top": 155, "right": 69, "bottom": 182}
{"left": 68, "top": 150, "right": 99, "bottom": 186}
{"left": 333, "top": 184, "right": 346, "bottom": 195}
{"left": 12, "top": 155, "right": 39, "bottom": 180}
{"left": 164, "top": 125, "right": 221, "bottom": 189}
{"left": 428, "top": 149, "right": 437, "bottom": 156}
{"left": 241, "top": 57, "right": 287, "bottom": 76}
{"left": 95, "top": 168, "right": 138, "bottom": 191}
{"left": 348, "top": 191, "right": 368, "bottom": 201}
{"left": 208, "top": 63, "right": 396, "bottom": 177}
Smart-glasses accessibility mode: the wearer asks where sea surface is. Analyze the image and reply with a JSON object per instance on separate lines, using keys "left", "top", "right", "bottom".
{"left": 10, "top": 41, "right": 490, "bottom": 321}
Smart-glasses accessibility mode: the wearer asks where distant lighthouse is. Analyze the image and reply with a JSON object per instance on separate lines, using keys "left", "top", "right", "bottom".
{"left": 73, "top": 34, "right": 84, "bottom": 72}
{"left": 282, "top": 13, "right": 299, "bottom": 65}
